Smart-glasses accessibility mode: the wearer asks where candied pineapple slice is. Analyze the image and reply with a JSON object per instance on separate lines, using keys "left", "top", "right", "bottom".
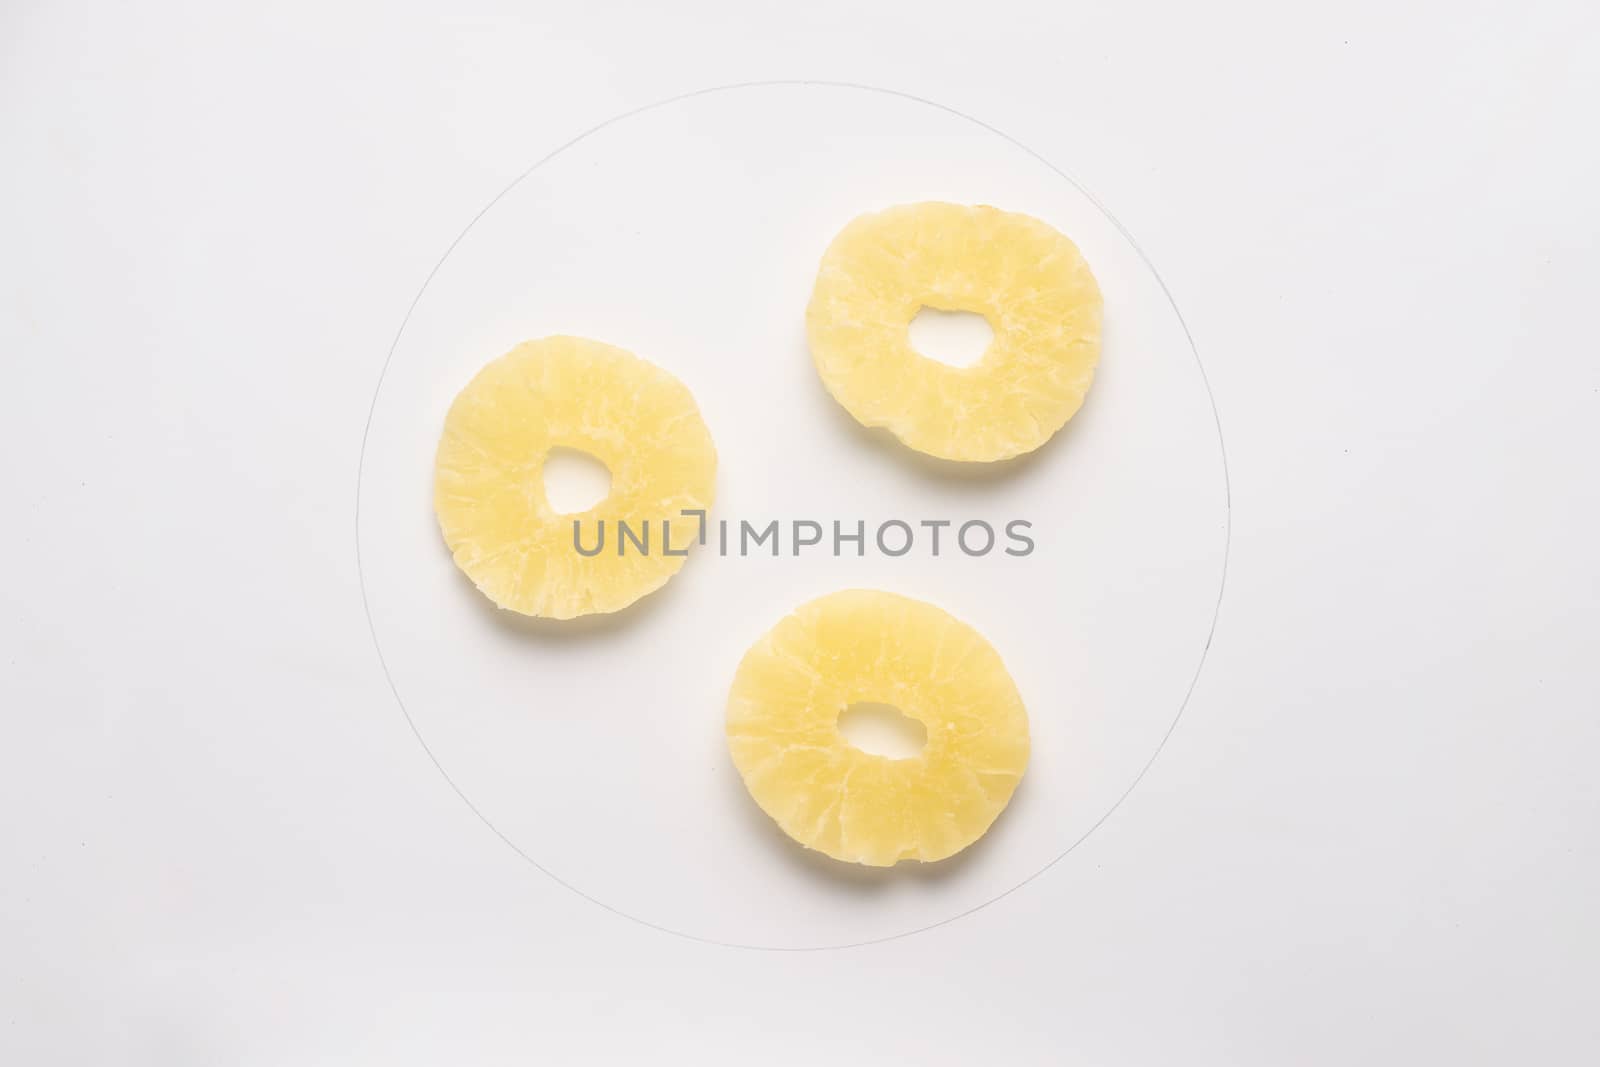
{"left": 727, "top": 589, "right": 1030, "bottom": 866}
{"left": 433, "top": 336, "right": 716, "bottom": 619}
{"left": 807, "top": 202, "right": 1102, "bottom": 462}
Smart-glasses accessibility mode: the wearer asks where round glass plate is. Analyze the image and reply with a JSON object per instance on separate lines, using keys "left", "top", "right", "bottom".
{"left": 357, "top": 82, "right": 1228, "bottom": 950}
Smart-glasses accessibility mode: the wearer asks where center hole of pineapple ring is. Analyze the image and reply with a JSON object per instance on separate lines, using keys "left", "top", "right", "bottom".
{"left": 908, "top": 307, "right": 994, "bottom": 367}
{"left": 541, "top": 447, "right": 612, "bottom": 514}
{"left": 837, "top": 702, "right": 927, "bottom": 760}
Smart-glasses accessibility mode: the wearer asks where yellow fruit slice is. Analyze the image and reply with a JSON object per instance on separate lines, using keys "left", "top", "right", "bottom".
{"left": 807, "top": 202, "right": 1102, "bottom": 462}
{"left": 433, "top": 336, "right": 716, "bottom": 619}
{"left": 727, "top": 589, "right": 1030, "bottom": 866}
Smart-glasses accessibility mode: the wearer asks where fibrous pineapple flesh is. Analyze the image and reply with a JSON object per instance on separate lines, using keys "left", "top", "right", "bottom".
{"left": 807, "top": 202, "right": 1102, "bottom": 462}
{"left": 727, "top": 589, "right": 1030, "bottom": 867}
{"left": 433, "top": 336, "right": 716, "bottom": 619}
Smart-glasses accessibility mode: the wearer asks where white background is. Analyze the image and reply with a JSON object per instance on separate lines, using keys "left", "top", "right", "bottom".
{"left": 2, "top": 0, "right": 1597, "bottom": 1062}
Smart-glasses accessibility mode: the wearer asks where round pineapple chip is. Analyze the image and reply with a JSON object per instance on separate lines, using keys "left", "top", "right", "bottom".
{"left": 807, "top": 202, "right": 1102, "bottom": 462}
{"left": 433, "top": 336, "right": 716, "bottom": 619}
{"left": 727, "top": 589, "right": 1030, "bottom": 867}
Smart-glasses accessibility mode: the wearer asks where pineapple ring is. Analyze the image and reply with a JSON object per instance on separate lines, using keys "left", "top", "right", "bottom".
{"left": 807, "top": 202, "right": 1103, "bottom": 462}
{"left": 433, "top": 336, "right": 716, "bottom": 619}
{"left": 727, "top": 589, "right": 1030, "bottom": 867}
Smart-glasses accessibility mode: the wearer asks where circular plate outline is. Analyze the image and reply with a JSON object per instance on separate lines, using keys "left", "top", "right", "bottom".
{"left": 355, "top": 80, "right": 1232, "bottom": 952}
